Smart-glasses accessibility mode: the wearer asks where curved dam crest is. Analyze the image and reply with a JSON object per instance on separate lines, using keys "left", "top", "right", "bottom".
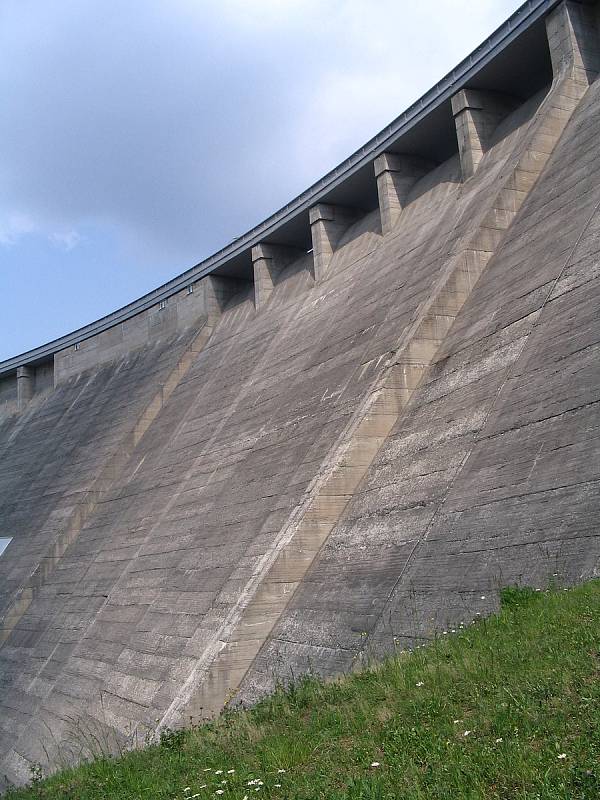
{"left": 1, "top": 0, "right": 599, "bottom": 785}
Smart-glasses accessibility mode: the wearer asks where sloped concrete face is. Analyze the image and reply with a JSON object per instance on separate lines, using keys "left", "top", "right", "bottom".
{"left": 1, "top": 0, "right": 599, "bottom": 786}
{"left": 241, "top": 65, "right": 600, "bottom": 699}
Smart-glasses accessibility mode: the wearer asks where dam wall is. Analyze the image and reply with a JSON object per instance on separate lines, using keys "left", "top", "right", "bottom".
{"left": 0, "top": 0, "right": 599, "bottom": 785}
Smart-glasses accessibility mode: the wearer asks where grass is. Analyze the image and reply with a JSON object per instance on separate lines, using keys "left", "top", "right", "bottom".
{"left": 6, "top": 580, "right": 600, "bottom": 800}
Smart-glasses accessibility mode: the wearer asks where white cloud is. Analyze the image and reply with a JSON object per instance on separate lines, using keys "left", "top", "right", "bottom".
{"left": 0, "top": 212, "right": 36, "bottom": 246}
{"left": 49, "top": 230, "right": 82, "bottom": 251}
{"left": 0, "top": 0, "right": 523, "bottom": 268}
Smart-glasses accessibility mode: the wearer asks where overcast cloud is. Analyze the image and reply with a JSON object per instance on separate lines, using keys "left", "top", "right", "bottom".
{"left": 0, "top": 0, "right": 522, "bottom": 360}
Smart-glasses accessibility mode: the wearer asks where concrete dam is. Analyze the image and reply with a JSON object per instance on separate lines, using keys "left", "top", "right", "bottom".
{"left": 1, "top": 0, "right": 599, "bottom": 784}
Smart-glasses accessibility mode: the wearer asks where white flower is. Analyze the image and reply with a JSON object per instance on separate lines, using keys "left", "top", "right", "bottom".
{"left": 227, "top": 769, "right": 235, "bottom": 774}
{"left": 416, "top": 681, "right": 424, "bottom": 687}
{"left": 243, "top": 797, "right": 248, "bottom": 800}
{"left": 371, "top": 761, "right": 380, "bottom": 767}
{"left": 277, "top": 769, "right": 285, "bottom": 774}
{"left": 274, "top": 784, "right": 281, "bottom": 788}
{"left": 480, "top": 596, "right": 486, "bottom": 600}
{"left": 215, "top": 770, "right": 223, "bottom": 775}
{"left": 558, "top": 753, "right": 567, "bottom": 759}
{"left": 463, "top": 730, "right": 472, "bottom": 737}
{"left": 495, "top": 738, "right": 503, "bottom": 743}
{"left": 442, "top": 631, "right": 448, "bottom": 635}
{"left": 453, "top": 720, "right": 460, "bottom": 724}
{"left": 215, "top": 792, "right": 224, "bottom": 797}
{"left": 203, "top": 768, "right": 212, "bottom": 772}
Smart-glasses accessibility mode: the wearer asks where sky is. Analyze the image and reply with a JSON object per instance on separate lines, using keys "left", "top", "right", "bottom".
{"left": 0, "top": 0, "right": 523, "bottom": 361}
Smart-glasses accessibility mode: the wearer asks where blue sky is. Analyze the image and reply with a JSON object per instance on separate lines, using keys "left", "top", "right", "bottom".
{"left": 0, "top": 0, "right": 522, "bottom": 361}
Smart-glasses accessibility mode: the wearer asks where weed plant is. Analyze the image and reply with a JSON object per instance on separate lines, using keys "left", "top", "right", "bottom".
{"left": 6, "top": 581, "right": 599, "bottom": 799}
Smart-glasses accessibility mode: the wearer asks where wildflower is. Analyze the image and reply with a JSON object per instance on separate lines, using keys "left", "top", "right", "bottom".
{"left": 442, "top": 631, "right": 448, "bottom": 635}
{"left": 227, "top": 769, "right": 235, "bottom": 774}
{"left": 274, "top": 784, "right": 281, "bottom": 788}
{"left": 203, "top": 768, "right": 212, "bottom": 772}
{"left": 451, "top": 629, "right": 456, "bottom": 633}
{"left": 277, "top": 769, "right": 286, "bottom": 773}
{"left": 453, "top": 719, "right": 460, "bottom": 724}
{"left": 558, "top": 753, "right": 567, "bottom": 760}
{"left": 215, "top": 770, "right": 223, "bottom": 775}
{"left": 495, "top": 738, "right": 503, "bottom": 743}
{"left": 463, "top": 730, "right": 472, "bottom": 737}
{"left": 480, "top": 596, "right": 486, "bottom": 600}
{"left": 416, "top": 681, "right": 424, "bottom": 687}
{"left": 371, "top": 761, "right": 380, "bottom": 767}
{"left": 191, "top": 795, "right": 201, "bottom": 799}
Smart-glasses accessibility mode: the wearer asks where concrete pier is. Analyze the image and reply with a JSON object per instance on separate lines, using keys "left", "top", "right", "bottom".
{"left": 309, "top": 204, "right": 359, "bottom": 281}
{"left": 374, "top": 154, "right": 432, "bottom": 234}
{"left": 451, "top": 90, "right": 517, "bottom": 180}
{"left": 16, "top": 366, "right": 33, "bottom": 411}
{"left": 545, "top": 0, "right": 600, "bottom": 83}
{"left": 252, "top": 244, "right": 304, "bottom": 310}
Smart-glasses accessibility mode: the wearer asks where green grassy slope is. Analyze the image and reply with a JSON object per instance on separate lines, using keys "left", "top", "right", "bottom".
{"left": 7, "top": 581, "right": 600, "bottom": 800}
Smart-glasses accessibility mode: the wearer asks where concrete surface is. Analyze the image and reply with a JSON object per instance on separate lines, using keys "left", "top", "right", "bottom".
{"left": 0, "top": 0, "right": 599, "bottom": 786}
